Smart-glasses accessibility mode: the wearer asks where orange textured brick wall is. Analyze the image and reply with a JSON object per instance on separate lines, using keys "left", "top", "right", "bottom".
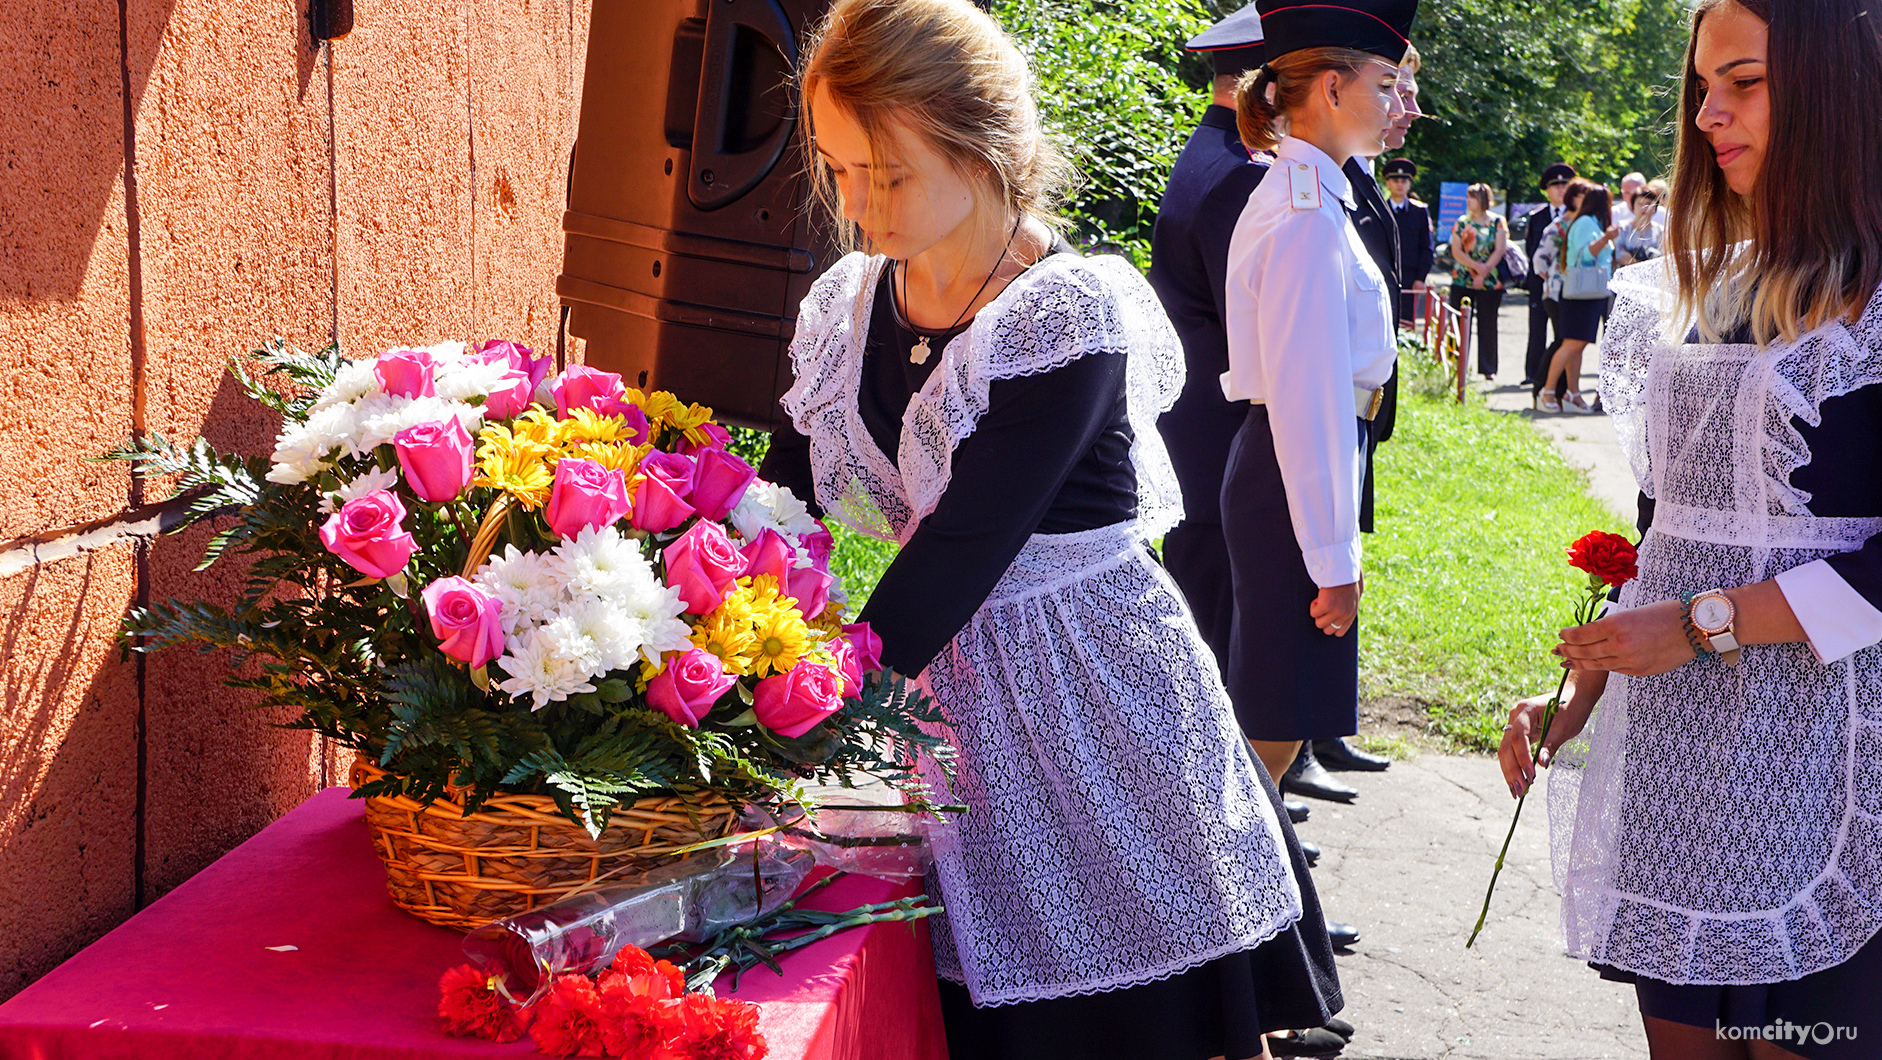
{"left": 0, "top": 0, "right": 589, "bottom": 1000}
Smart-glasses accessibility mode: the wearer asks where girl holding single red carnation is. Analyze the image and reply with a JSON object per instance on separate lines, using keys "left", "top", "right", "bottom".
{"left": 759, "top": 0, "right": 1340, "bottom": 1056}
{"left": 1501, "top": 1, "right": 1882, "bottom": 1054}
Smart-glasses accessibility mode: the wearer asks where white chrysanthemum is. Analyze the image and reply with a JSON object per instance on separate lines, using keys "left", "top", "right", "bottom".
{"left": 310, "top": 357, "right": 381, "bottom": 412}
{"left": 496, "top": 628, "right": 597, "bottom": 710}
{"left": 553, "top": 525, "right": 654, "bottom": 601}
{"left": 730, "top": 481, "right": 818, "bottom": 542}
{"left": 474, "top": 545, "right": 568, "bottom": 637}
{"left": 266, "top": 401, "right": 357, "bottom": 483}
{"left": 434, "top": 357, "right": 513, "bottom": 402}
{"left": 613, "top": 575, "right": 693, "bottom": 664}
{"left": 552, "top": 595, "right": 644, "bottom": 674}
{"left": 422, "top": 339, "right": 468, "bottom": 362}
{"left": 538, "top": 613, "right": 605, "bottom": 674}
{"left": 319, "top": 466, "right": 402, "bottom": 513}
{"left": 349, "top": 394, "right": 485, "bottom": 453}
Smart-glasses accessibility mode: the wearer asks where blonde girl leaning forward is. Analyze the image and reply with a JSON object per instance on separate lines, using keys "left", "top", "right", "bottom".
{"left": 757, "top": 2, "right": 1339, "bottom": 1057}
{"left": 1502, "top": 1, "right": 1882, "bottom": 1056}
{"left": 1220, "top": 0, "right": 1411, "bottom": 791}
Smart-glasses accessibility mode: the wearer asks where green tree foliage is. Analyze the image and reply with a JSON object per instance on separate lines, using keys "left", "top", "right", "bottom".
{"left": 1404, "top": 0, "right": 1691, "bottom": 202}
{"left": 994, "top": 0, "right": 1220, "bottom": 262}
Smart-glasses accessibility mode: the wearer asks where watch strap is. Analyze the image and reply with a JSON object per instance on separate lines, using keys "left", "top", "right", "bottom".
{"left": 1707, "top": 629, "right": 1742, "bottom": 665}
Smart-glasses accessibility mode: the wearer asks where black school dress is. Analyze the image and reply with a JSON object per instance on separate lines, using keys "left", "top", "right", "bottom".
{"left": 763, "top": 257, "right": 1341, "bottom": 1060}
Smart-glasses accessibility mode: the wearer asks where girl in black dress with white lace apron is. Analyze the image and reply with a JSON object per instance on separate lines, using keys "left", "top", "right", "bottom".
{"left": 1503, "top": 2, "right": 1882, "bottom": 1056}
{"left": 758, "top": 2, "right": 1338, "bottom": 1057}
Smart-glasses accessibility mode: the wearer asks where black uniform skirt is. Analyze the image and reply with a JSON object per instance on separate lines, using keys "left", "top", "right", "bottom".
{"left": 1218, "top": 404, "right": 1365, "bottom": 742}
{"left": 937, "top": 757, "right": 1342, "bottom": 1060}
{"left": 1558, "top": 295, "right": 1605, "bottom": 342}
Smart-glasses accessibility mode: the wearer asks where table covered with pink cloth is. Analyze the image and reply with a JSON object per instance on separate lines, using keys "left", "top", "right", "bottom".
{"left": 0, "top": 787, "right": 948, "bottom": 1060}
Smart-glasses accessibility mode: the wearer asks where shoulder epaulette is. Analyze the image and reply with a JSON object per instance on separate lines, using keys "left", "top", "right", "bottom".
{"left": 1287, "top": 162, "right": 1322, "bottom": 211}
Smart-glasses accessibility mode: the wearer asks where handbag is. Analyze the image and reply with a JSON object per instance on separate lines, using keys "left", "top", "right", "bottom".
{"left": 1562, "top": 263, "right": 1609, "bottom": 300}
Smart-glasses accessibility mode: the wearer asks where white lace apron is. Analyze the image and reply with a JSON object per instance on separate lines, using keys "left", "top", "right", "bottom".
{"left": 781, "top": 251, "right": 1302, "bottom": 1006}
{"left": 1548, "top": 261, "right": 1882, "bottom": 984}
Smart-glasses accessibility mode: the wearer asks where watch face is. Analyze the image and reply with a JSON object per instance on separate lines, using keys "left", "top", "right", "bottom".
{"left": 1694, "top": 596, "right": 1733, "bottom": 632}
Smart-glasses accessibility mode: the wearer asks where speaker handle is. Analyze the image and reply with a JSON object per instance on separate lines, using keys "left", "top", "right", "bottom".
{"left": 690, "top": 0, "right": 797, "bottom": 211}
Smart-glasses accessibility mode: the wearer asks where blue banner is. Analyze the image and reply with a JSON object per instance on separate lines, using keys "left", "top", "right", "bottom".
{"left": 1436, "top": 181, "right": 1469, "bottom": 239}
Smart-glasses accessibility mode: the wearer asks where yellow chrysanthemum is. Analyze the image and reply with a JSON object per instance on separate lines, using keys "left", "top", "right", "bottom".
{"left": 508, "top": 408, "right": 564, "bottom": 448}
{"left": 568, "top": 440, "right": 646, "bottom": 477}
{"left": 738, "top": 577, "right": 811, "bottom": 678}
{"left": 667, "top": 401, "right": 715, "bottom": 445}
{"left": 474, "top": 447, "right": 554, "bottom": 509}
{"left": 805, "top": 606, "right": 847, "bottom": 638}
{"left": 689, "top": 608, "right": 756, "bottom": 676}
{"left": 560, "top": 407, "right": 638, "bottom": 446}
{"left": 633, "top": 389, "right": 686, "bottom": 429}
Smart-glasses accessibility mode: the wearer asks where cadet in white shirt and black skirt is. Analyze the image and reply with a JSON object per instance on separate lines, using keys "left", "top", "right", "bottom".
{"left": 1221, "top": 0, "right": 1414, "bottom": 788}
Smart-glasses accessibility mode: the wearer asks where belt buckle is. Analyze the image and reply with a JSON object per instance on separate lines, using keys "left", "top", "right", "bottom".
{"left": 1361, "top": 387, "right": 1383, "bottom": 421}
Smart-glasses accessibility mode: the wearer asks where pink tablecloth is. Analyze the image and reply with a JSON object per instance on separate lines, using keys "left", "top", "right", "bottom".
{"left": 0, "top": 788, "right": 947, "bottom": 1060}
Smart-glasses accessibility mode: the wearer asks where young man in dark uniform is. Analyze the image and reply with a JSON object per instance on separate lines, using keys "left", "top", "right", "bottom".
{"left": 1523, "top": 163, "right": 1576, "bottom": 388}
{"left": 1148, "top": 5, "right": 1368, "bottom": 1020}
{"left": 1382, "top": 157, "right": 1434, "bottom": 324}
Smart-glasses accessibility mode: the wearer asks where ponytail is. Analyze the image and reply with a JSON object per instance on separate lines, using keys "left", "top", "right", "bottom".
{"left": 1236, "top": 47, "right": 1390, "bottom": 153}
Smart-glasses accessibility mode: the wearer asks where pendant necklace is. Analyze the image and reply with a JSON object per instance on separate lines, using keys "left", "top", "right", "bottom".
{"left": 901, "top": 216, "right": 1023, "bottom": 366}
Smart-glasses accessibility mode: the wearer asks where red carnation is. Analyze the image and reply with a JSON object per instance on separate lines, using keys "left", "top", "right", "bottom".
{"left": 596, "top": 947, "right": 687, "bottom": 1059}
{"left": 1566, "top": 530, "right": 1638, "bottom": 589}
{"left": 529, "top": 974, "right": 610, "bottom": 1058}
{"left": 437, "top": 963, "right": 530, "bottom": 1043}
{"left": 651, "top": 993, "right": 768, "bottom": 1060}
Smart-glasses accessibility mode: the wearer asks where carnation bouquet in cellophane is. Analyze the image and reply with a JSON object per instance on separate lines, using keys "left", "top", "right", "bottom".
{"left": 114, "top": 338, "right": 953, "bottom": 838}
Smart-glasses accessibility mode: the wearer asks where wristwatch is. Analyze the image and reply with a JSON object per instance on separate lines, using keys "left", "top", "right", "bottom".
{"left": 1688, "top": 588, "right": 1742, "bottom": 666}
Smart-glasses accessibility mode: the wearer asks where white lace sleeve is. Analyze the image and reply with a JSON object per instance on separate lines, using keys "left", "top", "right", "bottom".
{"left": 901, "top": 253, "right": 1187, "bottom": 541}
{"left": 778, "top": 252, "right": 907, "bottom": 541}
{"left": 1602, "top": 259, "right": 1679, "bottom": 499}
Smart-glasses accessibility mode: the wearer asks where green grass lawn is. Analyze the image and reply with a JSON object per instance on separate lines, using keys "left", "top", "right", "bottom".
{"left": 1361, "top": 391, "right": 1633, "bottom": 749}
{"left": 809, "top": 387, "right": 1630, "bottom": 752}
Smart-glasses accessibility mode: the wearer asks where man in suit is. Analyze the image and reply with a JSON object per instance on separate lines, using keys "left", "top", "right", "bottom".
{"left": 1382, "top": 157, "right": 1435, "bottom": 323}
{"left": 1522, "top": 163, "right": 1576, "bottom": 388}
{"left": 1149, "top": 5, "right": 1369, "bottom": 981}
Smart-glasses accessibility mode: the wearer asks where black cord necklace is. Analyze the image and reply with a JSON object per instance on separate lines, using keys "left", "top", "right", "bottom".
{"left": 899, "top": 215, "right": 1024, "bottom": 366}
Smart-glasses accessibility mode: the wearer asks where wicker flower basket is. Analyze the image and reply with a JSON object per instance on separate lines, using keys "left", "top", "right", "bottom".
{"left": 350, "top": 758, "right": 738, "bottom": 931}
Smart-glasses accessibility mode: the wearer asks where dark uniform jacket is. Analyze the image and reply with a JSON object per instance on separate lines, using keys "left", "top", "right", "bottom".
{"left": 1389, "top": 197, "right": 1434, "bottom": 293}
{"left": 1523, "top": 204, "right": 1561, "bottom": 298}
{"left": 1341, "top": 157, "right": 1401, "bottom": 462}
{"left": 1149, "top": 104, "right": 1269, "bottom": 528}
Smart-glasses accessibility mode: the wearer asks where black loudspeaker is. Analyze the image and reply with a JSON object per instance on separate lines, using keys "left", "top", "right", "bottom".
{"left": 558, "top": 0, "right": 839, "bottom": 430}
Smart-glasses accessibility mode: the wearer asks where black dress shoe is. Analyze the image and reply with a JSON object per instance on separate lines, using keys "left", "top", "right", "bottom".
{"left": 1267, "top": 1027, "right": 1347, "bottom": 1057}
{"left": 1285, "top": 798, "right": 1311, "bottom": 823}
{"left": 1299, "top": 839, "right": 1320, "bottom": 866}
{"left": 1326, "top": 921, "right": 1360, "bottom": 948}
{"left": 1314, "top": 737, "right": 1391, "bottom": 772}
{"left": 1324, "top": 1017, "right": 1355, "bottom": 1041}
{"left": 1282, "top": 748, "right": 1358, "bottom": 802}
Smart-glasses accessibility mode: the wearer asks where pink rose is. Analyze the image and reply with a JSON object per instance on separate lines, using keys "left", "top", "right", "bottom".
{"left": 800, "top": 523, "right": 835, "bottom": 570}
{"left": 690, "top": 449, "right": 756, "bottom": 521}
{"left": 842, "top": 623, "right": 884, "bottom": 674}
{"left": 393, "top": 418, "right": 475, "bottom": 502}
{"left": 543, "top": 458, "right": 633, "bottom": 539}
{"left": 676, "top": 422, "right": 733, "bottom": 455}
{"left": 785, "top": 564, "right": 835, "bottom": 620}
{"left": 421, "top": 576, "right": 504, "bottom": 669}
{"left": 829, "top": 636, "right": 862, "bottom": 698}
{"left": 740, "top": 528, "right": 794, "bottom": 584}
{"left": 662, "top": 520, "right": 746, "bottom": 614}
{"left": 549, "top": 364, "right": 632, "bottom": 420}
{"left": 645, "top": 648, "right": 737, "bottom": 728}
{"left": 375, "top": 348, "right": 437, "bottom": 398}
{"left": 630, "top": 466, "right": 695, "bottom": 533}
{"left": 318, "top": 490, "right": 417, "bottom": 579}
{"left": 640, "top": 451, "right": 696, "bottom": 496}
{"left": 480, "top": 339, "right": 553, "bottom": 391}
{"left": 483, "top": 370, "right": 534, "bottom": 419}
{"left": 753, "top": 661, "right": 845, "bottom": 739}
